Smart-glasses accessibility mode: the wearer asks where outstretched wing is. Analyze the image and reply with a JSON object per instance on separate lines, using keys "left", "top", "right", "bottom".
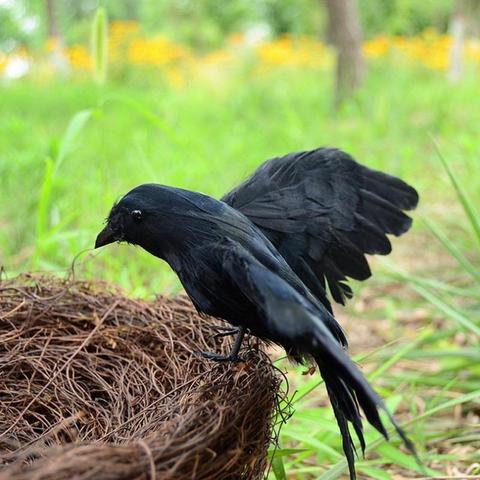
{"left": 222, "top": 148, "right": 419, "bottom": 306}
{"left": 219, "top": 239, "right": 416, "bottom": 480}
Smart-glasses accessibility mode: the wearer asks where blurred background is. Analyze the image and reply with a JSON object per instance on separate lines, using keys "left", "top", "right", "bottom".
{"left": 1, "top": 1, "right": 479, "bottom": 478}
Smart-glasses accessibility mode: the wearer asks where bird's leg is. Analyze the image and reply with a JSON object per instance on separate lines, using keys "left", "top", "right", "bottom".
{"left": 201, "top": 326, "right": 246, "bottom": 362}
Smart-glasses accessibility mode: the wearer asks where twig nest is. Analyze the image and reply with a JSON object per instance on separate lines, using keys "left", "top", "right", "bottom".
{"left": 0, "top": 275, "right": 281, "bottom": 479}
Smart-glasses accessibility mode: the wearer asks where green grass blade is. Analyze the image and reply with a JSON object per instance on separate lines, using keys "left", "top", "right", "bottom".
{"left": 91, "top": 7, "right": 108, "bottom": 85}
{"left": 102, "top": 94, "right": 185, "bottom": 148}
{"left": 375, "top": 443, "right": 426, "bottom": 475}
{"left": 358, "top": 466, "right": 391, "bottom": 480}
{"left": 35, "top": 157, "right": 54, "bottom": 246}
{"left": 283, "top": 429, "right": 343, "bottom": 457}
{"left": 317, "top": 389, "right": 480, "bottom": 479}
{"left": 413, "top": 284, "right": 480, "bottom": 337}
{"left": 423, "top": 217, "right": 480, "bottom": 283}
{"left": 271, "top": 455, "right": 287, "bottom": 480}
{"left": 432, "top": 138, "right": 480, "bottom": 248}
{"left": 56, "top": 109, "right": 93, "bottom": 171}
{"left": 268, "top": 448, "right": 312, "bottom": 459}
{"left": 368, "top": 328, "right": 433, "bottom": 381}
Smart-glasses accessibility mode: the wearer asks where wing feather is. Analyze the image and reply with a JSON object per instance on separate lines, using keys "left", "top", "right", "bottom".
{"left": 222, "top": 147, "right": 418, "bottom": 306}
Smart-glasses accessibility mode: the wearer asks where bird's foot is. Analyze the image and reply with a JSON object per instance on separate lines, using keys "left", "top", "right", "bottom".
{"left": 212, "top": 327, "right": 239, "bottom": 339}
{"left": 200, "top": 351, "right": 243, "bottom": 363}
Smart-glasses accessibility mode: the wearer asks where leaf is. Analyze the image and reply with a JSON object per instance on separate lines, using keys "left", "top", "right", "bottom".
{"left": 102, "top": 94, "right": 186, "bottom": 149}
{"left": 271, "top": 454, "right": 287, "bottom": 480}
{"left": 291, "top": 377, "right": 324, "bottom": 405}
{"left": 358, "top": 466, "right": 391, "bottom": 480}
{"left": 317, "top": 390, "right": 480, "bottom": 480}
{"left": 36, "top": 157, "right": 54, "bottom": 242}
{"left": 413, "top": 284, "right": 480, "bottom": 337}
{"left": 423, "top": 217, "right": 480, "bottom": 283}
{"left": 432, "top": 138, "right": 480, "bottom": 249}
{"left": 283, "top": 428, "right": 343, "bottom": 457}
{"left": 56, "top": 109, "right": 93, "bottom": 171}
{"left": 376, "top": 443, "right": 436, "bottom": 475}
{"left": 268, "top": 448, "right": 312, "bottom": 459}
{"left": 369, "top": 328, "right": 433, "bottom": 381}
{"left": 91, "top": 7, "right": 108, "bottom": 84}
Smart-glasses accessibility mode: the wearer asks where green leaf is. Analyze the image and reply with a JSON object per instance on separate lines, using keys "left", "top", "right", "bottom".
{"left": 268, "top": 448, "right": 312, "bottom": 459}
{"left": 291, "top": 377, "right": 324, "bottom": 404}
{"left": 369, "top": 328, "right": 433, "bottom": 381}
{"left": 423, "top": 217, "right": 480, "bottom": 283}
{"left": 102, "top": 94, "right": 186, "bottom": 151}
{"left": 376, "top": 443, "right": 429, "bottom": 475}
{"left": 91, "top": 7, "right": 108, "bottom": 85}
{"left": 283, "top": 428, "right": 343, "bottom": 457}
{"left": 382, "top": 258, "right": 480, "bottom": 298}
{"left": 432, "top": 138, "right": 480, "bottom": 248}
{"left": 413, "top": 284, "right": 480, "bottom": 337}
{"left": 56, "top": 109, "right": 93, "bottom": 171}
{"left": 358, "top": 466, "right": 392, "bottom": 480}
{"left": 35, "top": 157, "right": 54, "bottom": 244}
{"left": 271, "top": 454, "right": 287, "bottom": 480}
{"left": 317, "top": 390, "right": 480, "bottom": 479}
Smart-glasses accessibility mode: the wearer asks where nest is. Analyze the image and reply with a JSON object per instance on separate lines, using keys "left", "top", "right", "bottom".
{"left": 0, "top": 275, "right": 283, "bottom": 479}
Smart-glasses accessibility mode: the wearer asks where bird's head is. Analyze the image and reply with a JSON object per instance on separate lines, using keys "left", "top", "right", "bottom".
{"left": 95, "top": 182, "right": 218, "bottom": 259}
{"left": 95, "top": 184, "right": 170, "bottom": 251}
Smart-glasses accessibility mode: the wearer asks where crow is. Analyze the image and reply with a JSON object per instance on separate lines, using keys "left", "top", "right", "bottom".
{"left": 95, "top": 148, "right": 419, "bottom": 479}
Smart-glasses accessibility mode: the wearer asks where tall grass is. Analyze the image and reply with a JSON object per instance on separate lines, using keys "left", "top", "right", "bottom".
{"left": 2, "top": 64, "right": 480, "bottom": 293}
{"left": 91, "top": 7, "right": 108, "bottom": 85}
{"left": 1, "top": 52, "right": 479, "bottom": 477}
{"left": 32, "top": 110, "right": 93, "bottom": 268}
{"left": 267, "top": 144, "right": 480, "bottom": 478}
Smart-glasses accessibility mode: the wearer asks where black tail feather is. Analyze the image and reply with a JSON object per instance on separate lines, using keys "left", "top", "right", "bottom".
{"left": 312, "top": 332, "right": 418, "bottom": 480}
{"left": 220, "top": 239, "right": 419, "bottom": 479}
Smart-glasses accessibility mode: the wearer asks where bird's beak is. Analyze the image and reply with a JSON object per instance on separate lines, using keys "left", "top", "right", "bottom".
{"left": 95, "top": 225, "right": 116, "bottom": 248}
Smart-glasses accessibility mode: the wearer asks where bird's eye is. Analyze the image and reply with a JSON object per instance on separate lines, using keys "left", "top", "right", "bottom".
{"left": 131, "top": 209, "right": 143, "bottom": 221}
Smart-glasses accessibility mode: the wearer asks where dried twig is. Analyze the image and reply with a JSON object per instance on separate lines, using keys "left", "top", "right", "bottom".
{"left": 0, "top": 275, "right": 284, "bottom": 480}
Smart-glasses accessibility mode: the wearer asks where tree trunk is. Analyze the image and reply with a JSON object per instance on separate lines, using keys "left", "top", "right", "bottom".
{"left": 45, "top": 0, "right": 60, "bottom": 37}
{"left": 448, "top": 0, "right": 466, "bottom": 83}
{"left": 324, "top": 0, "right": 366, "bottom": 106}
{"left": 45, "top": 0, "right": 68, "bottom": 73}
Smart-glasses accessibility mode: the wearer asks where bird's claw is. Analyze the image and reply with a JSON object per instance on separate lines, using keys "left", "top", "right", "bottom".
{"left": 200, "top": 351, "right": 243, "bottom": 363}
{"left": 212, "top": 327, "right": 239, "bottom": 339}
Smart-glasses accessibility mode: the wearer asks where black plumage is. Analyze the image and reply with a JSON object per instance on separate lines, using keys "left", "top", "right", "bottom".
{"left": 95, "top": 147, "right": 419, "bottom": 479}
{"left": 222, "top": 148, "right": 418, "bottom": 307}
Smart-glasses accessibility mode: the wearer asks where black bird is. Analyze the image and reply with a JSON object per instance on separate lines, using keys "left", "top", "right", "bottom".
{"left": 95, "top": 148, "right": 419, "bottom": 479}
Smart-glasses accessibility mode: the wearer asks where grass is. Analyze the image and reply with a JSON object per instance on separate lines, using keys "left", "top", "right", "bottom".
{"left": 1, "top": 62, "right": 480, "bottom": 478}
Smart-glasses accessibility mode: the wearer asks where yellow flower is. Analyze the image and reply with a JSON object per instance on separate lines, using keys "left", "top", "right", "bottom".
{"left": 127, "top": 36, "right": 189, "bottom": 66}
{"left": 363, "top": 36, "right": 390, "bottom": 58}
{"left": 66, "top": 45, "right": 91, "bottom": 70}
{"left": 0, "top": 53, "right": 7, "bottom": 72}
{"left": 256, "top": 35, "right": 330, "bottom": 68}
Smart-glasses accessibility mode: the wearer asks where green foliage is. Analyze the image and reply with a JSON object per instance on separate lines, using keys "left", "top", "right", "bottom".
{"left": 0, "top": 0, "right": 469, "bottom": 51}
{"left": 1, "top": 63, "right": 480, "bottom": 289}
{"left": 388, "top": 143, "right": 480, "bottom": 339}
{"left": 359, "top": 0, "right": 454, "bottom": 37}
{"left": 33, "top": 109, "right": 93, "bottom": 267}
{"left": 1, "top": 62, "right": 480, "bottom": 477}
{"left": 0, "top": 6, "right": 29, "bottom": 50}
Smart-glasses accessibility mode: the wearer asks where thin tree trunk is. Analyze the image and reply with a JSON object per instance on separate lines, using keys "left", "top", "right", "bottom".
{"left": 324, "top": 0, "right": 366, "bottom": 106}
{"left": 448, "top": 0, "right": 466, "bottom": 83}
{"left": 45, "top": 0, "right": 59, "bottom": 37}
{"left": 45, "top": 0, "right": 68, "bottom": 73}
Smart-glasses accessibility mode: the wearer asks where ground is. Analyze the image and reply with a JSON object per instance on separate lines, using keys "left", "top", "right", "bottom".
{"left": 269, "top": 230, "right": 480, "bottom": 479}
